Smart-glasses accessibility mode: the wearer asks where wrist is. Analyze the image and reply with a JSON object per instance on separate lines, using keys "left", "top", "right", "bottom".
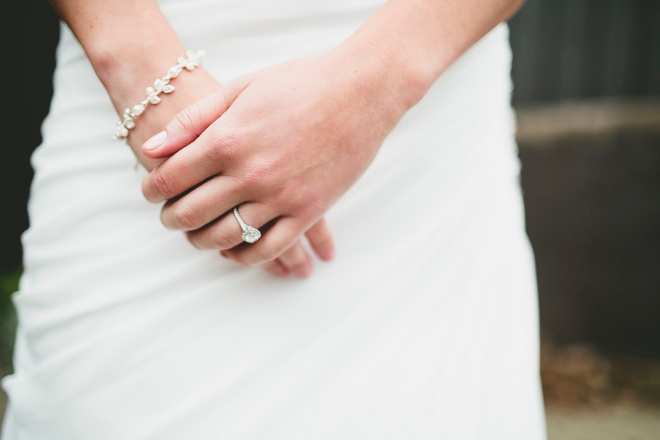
{"left": 90, "top": 38, "right": 188, "bottom": 111}
{"left": 75, "top": 1, "right": 189, "bottom": 113}
{"left": 334, "top": 36, "right": 433, "bottom": 115}
{"left": 125, "top": 67, "right": 221, "bottom": 169}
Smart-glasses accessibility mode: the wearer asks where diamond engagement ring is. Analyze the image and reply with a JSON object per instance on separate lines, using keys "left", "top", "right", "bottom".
{"left": 233, "top": 207, "right": 261, "bottom": 244}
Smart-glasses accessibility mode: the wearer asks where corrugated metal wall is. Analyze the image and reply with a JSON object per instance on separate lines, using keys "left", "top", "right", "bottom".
{"left": 509, "top": 0, "right": 660, "bottom": 104}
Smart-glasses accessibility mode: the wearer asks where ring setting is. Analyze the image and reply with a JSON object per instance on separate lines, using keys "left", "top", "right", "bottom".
{"left": 233, "top": 207, "right": 261, "bottom": 244}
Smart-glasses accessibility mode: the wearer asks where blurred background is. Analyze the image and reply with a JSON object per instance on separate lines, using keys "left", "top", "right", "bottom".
{"left": 5, "top": 0, "right": 660, "bottom": 437}
{"left": 509, "top": 2, "right": 660, "bottom": 437}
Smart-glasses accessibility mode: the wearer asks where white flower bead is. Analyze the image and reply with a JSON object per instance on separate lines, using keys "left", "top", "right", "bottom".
{"left": 113, "top": 50, "right": 204, "bottom": 142}
{"left": 168, "top": 66, "right": 182, "bottom": 78}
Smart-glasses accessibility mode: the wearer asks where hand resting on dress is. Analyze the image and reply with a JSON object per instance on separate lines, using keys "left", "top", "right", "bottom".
{"left": 137, "top": 0, "right": 525, "bottom": 275}
{"left": 140, "top": 41, "right": 412, "bottom": 271}
{"left": 52, "top": 0, "right": 523, "bottom": 277}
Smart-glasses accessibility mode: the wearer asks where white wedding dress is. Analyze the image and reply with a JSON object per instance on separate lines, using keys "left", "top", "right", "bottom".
{"left": 2, "top": 0, "right": 546, "bottom": 438}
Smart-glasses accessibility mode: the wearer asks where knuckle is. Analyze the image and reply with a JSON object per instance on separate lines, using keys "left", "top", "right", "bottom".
{"left": 207, "top": 129, "right": 240, "bottom": 160}
{"left": 288, "top": 258, "right": 308, "bottom": 273}
{"left": 219, "top": 130, "right": 240, "bottom": 150}
{"left": 153, "top": 170, "right": 176, "bottom": 199}
{"left": 225, "top": 175, "right": 249, "bottom": 195}
{"left": 211, "top": 231, "right": 235, "bottom": 250}
{"left": 175, "top": 105, "right": 202, "bottom": 134}
{"left": 173, "top": 205, "right": 200, "bottom": 230}
{"left": 244, "top": 162, "right": 274, "bottom": 188}
{"left": 255, "top": 244, "right": 279, "bottom": 264}
{"left": 306, "top": 195, "right": 326, "bottom": 215}
{"left": 296, "top": 193, "right": 324, "bottom": 218}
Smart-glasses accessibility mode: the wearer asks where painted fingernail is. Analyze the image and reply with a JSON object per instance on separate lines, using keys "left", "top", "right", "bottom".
{"left": 142, "top": 130, "right": 167, "bottom": 151}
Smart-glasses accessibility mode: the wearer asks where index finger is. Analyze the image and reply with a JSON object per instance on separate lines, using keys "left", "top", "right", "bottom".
{"left": 141, "top": 77, "right": 250, "bottom": 202}
{"left": 141, "top": 126, "right": 233, "bottom": 203}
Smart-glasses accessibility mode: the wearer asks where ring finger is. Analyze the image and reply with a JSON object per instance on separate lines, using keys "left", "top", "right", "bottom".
{"left": 186, "top": 202, "right": 276, "bottom": 251}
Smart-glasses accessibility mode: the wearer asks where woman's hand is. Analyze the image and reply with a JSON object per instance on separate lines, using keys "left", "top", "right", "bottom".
{"left": 140, "top": 41, "right": 412, "bottom": 268}
{"left": 127, "top": 71, "right": 333, "bottom": 279}
{"left": 54, "top": 0, "right": 335, "bottom": 279}
{"left": 52, "top": 0, "right": 521, "bottom": 277}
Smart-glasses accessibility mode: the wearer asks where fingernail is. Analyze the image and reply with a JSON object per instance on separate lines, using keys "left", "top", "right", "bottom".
{"left": 142, "top": 130, "right": 167, "bottom": 151}
{"left": 220, "top": 251, "right": 229, "bottom": 259}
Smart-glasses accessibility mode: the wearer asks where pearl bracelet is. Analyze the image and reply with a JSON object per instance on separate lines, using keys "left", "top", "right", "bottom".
{"left": 113, "top": 50, "right": 206, "bottom": 141}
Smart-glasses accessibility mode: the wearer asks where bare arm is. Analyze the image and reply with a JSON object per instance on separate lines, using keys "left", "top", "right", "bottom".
{"left": 49, "top": 0, "right": 221, "bottom": 166}
{"left": 49, "top": 0, "right": 336, "bottom": 278}
{"left": 348, "top": 0, "right": 525, "bottom": 106}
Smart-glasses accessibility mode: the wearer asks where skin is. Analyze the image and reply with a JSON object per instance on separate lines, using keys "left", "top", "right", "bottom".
{"left": 52, "top": 0, "right": 525, "bottom": 278}
{"left": 50, "top": 0, "right": 333, "bottom": 278}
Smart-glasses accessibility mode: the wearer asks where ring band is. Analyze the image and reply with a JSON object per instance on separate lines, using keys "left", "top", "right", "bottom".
{"left": 233, "top": 207, "right": 262, "bottom": 244}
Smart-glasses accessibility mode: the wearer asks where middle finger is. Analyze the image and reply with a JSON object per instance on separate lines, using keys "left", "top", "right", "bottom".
{"left": 142, "top": 127, "right": 233, "bottom": 203}
{"left": 161, "top": 175, "right": 246, "bottom": 231}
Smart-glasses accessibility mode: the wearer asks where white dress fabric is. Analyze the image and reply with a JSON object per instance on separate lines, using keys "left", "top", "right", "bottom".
{"left": 3, "top": 0, "right": 546, "bottom": 438}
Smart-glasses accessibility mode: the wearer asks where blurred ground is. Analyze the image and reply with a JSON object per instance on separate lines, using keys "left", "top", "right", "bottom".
{"left": 0, "top": 269, "right": 18, "bottom": 428}
{"left": 541, "top": 334, "right": 660, "bottom": 408}
{"left": 542, "top": 334, "right": 660, "bottom": 440}
{"left": 546, "top": 407, "right": 660, "bottom": 440}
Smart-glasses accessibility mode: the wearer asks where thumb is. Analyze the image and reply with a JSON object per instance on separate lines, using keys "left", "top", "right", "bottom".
{"left": 141, "top": 78, "right": 249, "bottom": 158}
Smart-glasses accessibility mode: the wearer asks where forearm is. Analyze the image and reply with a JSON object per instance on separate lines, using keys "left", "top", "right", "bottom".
{"left": 51, "top": 0, "right": 191, "bottom": 110}
{"left": 344, "top": 0, "right": 525, "bottom": 108}
{"left": 50, "top": 0, "right": 220, "bottom": 166}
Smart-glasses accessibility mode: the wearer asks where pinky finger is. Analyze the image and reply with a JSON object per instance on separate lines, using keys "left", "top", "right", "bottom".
{"left": 305, "top": 218, "right": 335, "bottom": 261}
{"left": 277, "top": 241, "right": 313, "bottom": 279}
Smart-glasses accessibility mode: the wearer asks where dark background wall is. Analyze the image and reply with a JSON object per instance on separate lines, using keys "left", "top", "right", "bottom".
{"left": 5, "top": 1, "right": 60, "bottom": 269}
{"left": 508, "top": 0, "right": 660, "bottom": 359}
{"left": 520, "top": 130, "right": 660, "bottom": 358}
{"left": 8, "top": 0, "right": 660, "bottom": 358}
{"left": 509, "top": 0, "right": 660, "bottom": 103}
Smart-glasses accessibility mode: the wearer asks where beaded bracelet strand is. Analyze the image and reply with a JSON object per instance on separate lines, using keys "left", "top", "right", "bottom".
{"left": 113, "top": 50, "right": 206, "bottom": 142}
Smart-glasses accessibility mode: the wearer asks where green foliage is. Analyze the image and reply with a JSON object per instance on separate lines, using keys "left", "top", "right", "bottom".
{"left": 0, "top": 268, "right": 20, "bottom": 370}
